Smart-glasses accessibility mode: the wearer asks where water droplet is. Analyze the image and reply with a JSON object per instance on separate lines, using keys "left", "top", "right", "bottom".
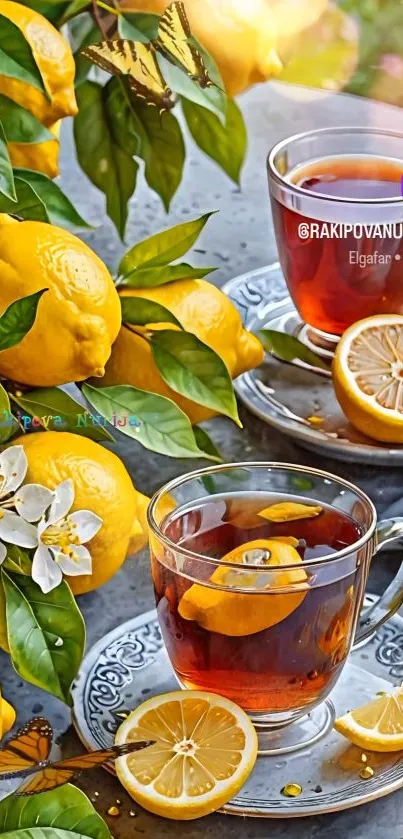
{"left": 107, "top": 806, "right": 120, "bottom": 817}
{"left": 129, "top": 811, "right": 137, "bottom": 818}
{"left": 359, "top": 766, "right": 374, "bottom": 780}
{"left": 313, "top": 785, "right": 322, "bottom": 793}
{"left": 55, "top": 637, "right": 63, "bottom": 647}
{"left": 281, "top": 783, "right": 302, "bottom": 797}
{"left": 361, "top": 753, "right": 368, "bottom": 763}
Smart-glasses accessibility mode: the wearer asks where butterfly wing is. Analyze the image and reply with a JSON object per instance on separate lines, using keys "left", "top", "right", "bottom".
{"left": 157, "top": 1, "right": 212, "bottom": 87}
{"left": 0, "top": 718, "right": 52, "bottom": 776}
{"left": 82, "top": 40, "right": 175, "bottom": 111}
{"left": 14, "top": 742, "right": 155, "bottom": 796}
{"left": 15, "top": 767, "right": 75, "bottom": 796}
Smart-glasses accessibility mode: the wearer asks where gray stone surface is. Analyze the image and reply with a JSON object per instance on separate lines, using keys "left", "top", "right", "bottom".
{"left": 2, "top": 82, "right": 403, "bottom": 836}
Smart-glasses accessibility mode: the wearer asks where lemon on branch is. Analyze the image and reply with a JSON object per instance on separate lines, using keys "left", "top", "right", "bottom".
{"left": 11, "top": 432, "right": 149, "bottom": 595}
{"left": 101, "top": 280, "right": 264, "bottom": 424}
{"left": 0, "top": 0, "right": 77, "bottom": 126}
{"left": 0, "top": 221, "right": 121, "bottom": 387}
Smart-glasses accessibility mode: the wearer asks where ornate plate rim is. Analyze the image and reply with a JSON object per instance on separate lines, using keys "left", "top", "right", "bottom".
{"left": 222, "top": 265, "right": 403, "bottom": 466}
{"left": 72, "top": 605, "right": 403, "bottom": 819}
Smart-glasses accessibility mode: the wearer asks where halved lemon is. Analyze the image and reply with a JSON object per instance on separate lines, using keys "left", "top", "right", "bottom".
{"left": 334, "top": 685, "right": 403, "bottom": 752}
{"left": 115, "top": 690, "right": 258, "bottom": 820}
{"left": 178, "top": 539, "right": 308, "bottom": 636}
{"left": 333, "top": 314, "right": 403, "bottom": 443}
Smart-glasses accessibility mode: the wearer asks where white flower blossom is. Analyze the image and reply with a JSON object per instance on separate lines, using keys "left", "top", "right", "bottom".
{"left": 32, "top": 479, "right": 102, "bottom": 594}
{"left": 0, "top": 446, "right": 53, "bottom": 565}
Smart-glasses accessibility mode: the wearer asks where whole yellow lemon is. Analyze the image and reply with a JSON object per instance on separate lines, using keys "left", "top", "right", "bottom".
{"left": 0, "top": 0, "right": 77, "bottom": 126}
{"left": 100, "top": 280, "right": 264, "bottom": 424}
{"left": 0, "top": 221, "right": 122, "bottom": 387}
{"left": 8, "top": 120, "right": 61, "bottom": 179}
{"left": 12, "top": 432, "right": 150, "bottom": 595}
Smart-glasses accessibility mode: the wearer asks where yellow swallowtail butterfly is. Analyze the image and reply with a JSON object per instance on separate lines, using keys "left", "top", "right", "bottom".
{"left": 81, "top": 39, "right": 175, "bottom": 112}
{"left": 156, "top": 1, "right": 213, "bottom": 88}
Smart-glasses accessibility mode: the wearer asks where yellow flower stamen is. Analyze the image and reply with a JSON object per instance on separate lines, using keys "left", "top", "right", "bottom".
{"left": 41, "top": 518, "right": 81, "bottom": 548}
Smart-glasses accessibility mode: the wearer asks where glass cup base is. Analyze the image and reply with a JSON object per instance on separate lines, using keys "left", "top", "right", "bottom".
{"left": 251, "top": 699, "right": 335, "bottom": 756}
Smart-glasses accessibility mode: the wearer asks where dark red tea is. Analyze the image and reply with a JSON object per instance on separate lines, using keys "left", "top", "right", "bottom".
{"left": 151, "top": 494, "right": 364, "bottom": 713}
{"left": 270, "top": 155, "right": 403, "bottom": 335}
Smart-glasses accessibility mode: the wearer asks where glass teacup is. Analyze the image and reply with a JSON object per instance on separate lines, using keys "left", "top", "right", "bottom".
{"left": 148, "top": 463, "right": 403, "bottom": 752}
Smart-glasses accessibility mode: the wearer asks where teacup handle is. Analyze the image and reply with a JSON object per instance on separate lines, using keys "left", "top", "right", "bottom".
{"left": 354, "top": 517, "right": 403, "bottom": 646}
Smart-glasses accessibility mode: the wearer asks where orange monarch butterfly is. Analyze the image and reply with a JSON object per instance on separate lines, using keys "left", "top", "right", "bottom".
{"left": 0, "top": 717, "right": 153, "bottom": 796}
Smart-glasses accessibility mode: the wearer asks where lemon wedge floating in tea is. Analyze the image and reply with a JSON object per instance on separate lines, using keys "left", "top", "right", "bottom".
{"left": 258, "top": 501, "right": 322, "bottom": 522}
{"left": 334, "top": 685, "right": 403, "bottom": 752}
{"left": 333, "top": 314, "right": 403, "bottom": 443}
{"left": 115, "top": 690, "right": 258, "bottom": 820}
{"left": 178, "top": 538, "right": 308, "bottom": 636}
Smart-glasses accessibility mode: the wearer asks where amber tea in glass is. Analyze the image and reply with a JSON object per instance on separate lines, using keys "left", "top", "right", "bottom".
{"left": 148, "top": 463, "right": 403, "bottom": 748}
{"left": 268, "top": 128, "right": 403, "bottom": 338}
{"left": 151, "top": 491, "right": 363, "bottom": 715}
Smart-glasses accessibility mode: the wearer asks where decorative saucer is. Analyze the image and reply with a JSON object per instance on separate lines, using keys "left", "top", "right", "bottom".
{"left": 72, "top": 600, "right": 403, "bottom": 819}
{"left": 222, "top": 263, "right": 403, "bottom": 466}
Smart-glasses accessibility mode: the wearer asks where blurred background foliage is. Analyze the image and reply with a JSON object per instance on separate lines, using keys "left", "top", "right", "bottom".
{"left": 276, "top": 0, "right": 403, "bottom": 107}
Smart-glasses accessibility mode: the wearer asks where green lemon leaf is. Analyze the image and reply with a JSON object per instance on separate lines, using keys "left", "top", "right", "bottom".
{"left": 0, "top": 572, "right": 9, "bottom": 652}
{"left": 259, "top": 330, "right": 331, "bottom": 371}
{"left": 118, "top": 14, "right": 151, "bottom": 42}
{"left": 102, "top": 78, "right": 184, "bottom": 214}
{"left": 157, "top": 54, "right": 226, "bottom": 122}
{"left": 120, "top": 263, "right": 216, "bottom": 289}
{"left": 0, "top": 177, "right": 48, "bottom": 221}
{"left": 69, "top": 16, "right": 101, "bottom": 87}
{"left": 0, "top": 96, "right": 53, "bottom": 144}
{"left": 182, "top": 98, "right": 247, "bottom": 185}
{"left": 0, "top": 829, "right": 94, "bottom": 839}
{"left": 61, "top": 0, "right": 91, "bottom": 23}
{"left": 0, "top": 785, "right": 112, "bottom": 839}
{"left": 117, "top": 11, "right": 159, "bottom": 40}
{"left": 2, "top": 570, "right": 85, "bottom": 705}
{"left": 121, "top": 298, "right": 182, "bottom": 329}
{"left": 0, "top": 383, "right": 19, "bottom": 443}
{"left": 150, "top": 330, "right": 241, "bottom": 425}
{"left": 13, "top": 169, "right": 91, "bottom": 232}
{"left": 0, "top": 289, "right": 47, "bottom": 352}
{"left": 82, "top": 383, "right": 218, "bottom": 460}
{"left": 0, "top": 119, "right": 16, "bottom": 202}
{"left": 119, "top": 212, "right": 216, "bottom": 276}
{"left": 0, "top": 15, "right": 47, "bottom": 94}
{"left": 10, "top": 386, "right": 113, "bottom": 442}
{"left": 193, "top": 426, "right": 224, "bottom": 462}
{"left": 4, "top": 546, "right": 32, "bottom": 576}
{"left": 74, "top": 81, "right": 138, "bottom": 240}
{"left": 133, "top": 101, "right": 185, "bottom": 213}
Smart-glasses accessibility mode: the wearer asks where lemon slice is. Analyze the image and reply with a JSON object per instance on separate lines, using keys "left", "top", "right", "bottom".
{"left": 115, "top": 690, "right": 258, "bottom": 820}
{"left": 178, "top": 538, "right": 308, "bottom": 636}
{"left": 258, "top": 501, "right": 322, "bottom": 522}
{"left": 334, "top": 686, "right": 403, "bottom": 752}
{"left": 333, "top": 314, "right": 403, "bottom": 443}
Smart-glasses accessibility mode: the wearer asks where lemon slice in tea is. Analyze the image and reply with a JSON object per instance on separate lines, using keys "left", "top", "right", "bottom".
{"left": 333, "top": 314, "right": 403, "bottom": 443}
{"left": 115, "top": 690, "right": 258, "bottom": 820}
{"left": 178, "top": 538, "right": 308, "bottom": 636}
{"left": 334, "top": 685, "right": 403, "bottom": 752}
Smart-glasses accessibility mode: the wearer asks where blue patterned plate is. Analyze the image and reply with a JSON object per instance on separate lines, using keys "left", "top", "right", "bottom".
{"left": 222, "top": 264, "right": 403, "bottom": 466}
{"left": 72, "top": 601, "right": 403, "bottom": 818}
